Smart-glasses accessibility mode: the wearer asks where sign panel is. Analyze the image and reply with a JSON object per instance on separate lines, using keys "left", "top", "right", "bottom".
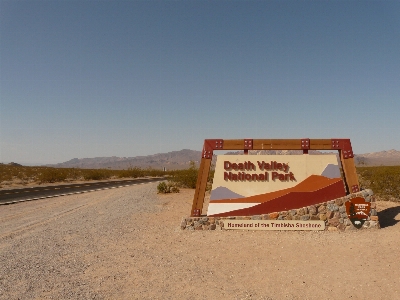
{"left": 345, "top": 197, "right": 371, "bottom": 228}
{"left": 223, "top": 220, "right": 325, "bottom": 231}
{"left": 208, "top": 155, "right": 346, "bottom": 217}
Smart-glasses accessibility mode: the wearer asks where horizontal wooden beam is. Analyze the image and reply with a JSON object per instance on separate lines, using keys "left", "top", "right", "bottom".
{"left": 253, "top": 139, "right": 302, "bottom": 150}
{"left": 222, "top": 139, "right": 244, "bottom": 150}
{"left": 309, "top": 139, "right": 333, "bottom": 150}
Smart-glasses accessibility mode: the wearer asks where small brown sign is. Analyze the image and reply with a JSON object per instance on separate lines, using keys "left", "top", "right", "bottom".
{"left": 223, "top": 220, "right": 325, "bottom": 231}
{"left": 345, "top": 197, "right": 371, "bottom": 229}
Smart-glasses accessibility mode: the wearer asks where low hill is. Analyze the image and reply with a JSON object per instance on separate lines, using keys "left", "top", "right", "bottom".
{"left": 46, "top": 149, "right": 202, "bottom": 170}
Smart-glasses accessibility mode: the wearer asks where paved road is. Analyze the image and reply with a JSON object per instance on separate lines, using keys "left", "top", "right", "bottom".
{"left": 0, "top": 177, "right": 166, "bottom": 205}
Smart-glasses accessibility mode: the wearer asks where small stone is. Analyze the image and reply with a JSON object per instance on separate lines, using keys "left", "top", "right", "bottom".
{"left": 180, "top": 220, "right": 187, "bottom": 229}
{"left": 328, "top": 217, "right": 340, "bottom": 227}
{"left": 371, "top": 209, "right": 377, "bottom": 216}
{"left": 363, "top": 221, "right": 370, "bottom": 228}
{"left": 210, "top": 224, "right": 216, "bottom": 230}
{"left": 337, "top": 224, "right": 346, "bottom": 231}
{"left": 326, "top": 211, "right": 334, "bottom": 219}
{"left": 308, "top": 205, "right": 317, "bottom": 215}
{"left": 303, "top": 207, "right": 309, "bottom": 214}
{"left": 297, "top": 208, "right": 305, "bottom": 216}
{"left": 294, "top": 215, "right": 301, "bottom": 220}
{"left": 195, "top": 226, "right": 203, "bottom": 230}
{"left": 327, "top": 203, "right": 339, "bottom": 212}
{"left": 286, "top": 214, "right": 293, "bottom": 220}
{"left": 341, "top": 212, "right": 348, "bottom": 218}
{"left": 318, "top": 205, "right": 327, "bottom": 214}
{"left": 339, "top": 206, "right": 346, "bottom": 213}
{"left": 262, "top": 214, "right": 270, "bottom": 220}
{"left": 209, "top": 217, "right": 215, "bottom": 224}
{"left": 269, "top": 212, "right": 279, "bottom": 219}
{"left": 310, "top": 215, "right": 319, "bottom": 220}
{"left": 328, "top": 226, "right": 338, "bottom": 231}
{"left": 300, "top": 215, "right": 310, "bottom": 221}
{"left": 370, "top": 203, "right": 376, "bottom": 209}
{"left": 319, "top": 214, "right": 327, "bottom": 221}
{"left": 335, "top": 198, "right": 344, "bottom": 206}
{"left": 370, "top": 216, "right": 379, "bottom": 221}
{"left": 369, "top": 221, "right": 378, "bottom": 228}
{"left": 201, "top": 217, "right": 208, "bottom": 222}
{"left": 339, "top": 218, "right": 344, "bottom": 224}
{"left": 365, "top": 196, "right": 371, "bottom": 202}
{"left": 334, "top": 212, "right": 341, "bottom": 218}
{"left": 202, "top": 225, "right": 209, "bottom": 230}
{"left": 290, "top": 209, "right": 297, "bottom": 216}
{"left": 252, "top": 215, "right": 261, "bottom": 220}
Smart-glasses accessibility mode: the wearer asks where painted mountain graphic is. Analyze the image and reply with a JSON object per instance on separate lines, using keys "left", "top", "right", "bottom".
{"left": 208, "top": 175, "right": 346, "bottom": 217}
{"left": 210, "top": 186, "right": 244, "bottom": 200}
{"left": 321, "top": 164, "right": 341, "bottom": 178}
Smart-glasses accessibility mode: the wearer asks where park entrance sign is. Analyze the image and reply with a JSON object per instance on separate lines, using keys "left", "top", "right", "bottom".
{"left": 208, "top": 154, "right": 346, "bottom": 217}
{"left": 191, "top": 138, "right": 360, "bottom": 217}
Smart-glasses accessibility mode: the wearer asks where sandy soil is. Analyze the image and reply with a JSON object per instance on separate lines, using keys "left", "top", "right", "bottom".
{"left": 0, "top": 182, "right": 399, "bottom": 299}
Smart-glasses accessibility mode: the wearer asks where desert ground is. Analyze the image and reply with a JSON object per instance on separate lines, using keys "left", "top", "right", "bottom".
{"left": 0, "top": 181, "right": 399, "bottom": 299}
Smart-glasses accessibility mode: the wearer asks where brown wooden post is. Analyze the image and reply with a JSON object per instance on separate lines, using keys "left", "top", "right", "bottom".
{"left": 191, "top": 157, "right": 212, "bottom": 216}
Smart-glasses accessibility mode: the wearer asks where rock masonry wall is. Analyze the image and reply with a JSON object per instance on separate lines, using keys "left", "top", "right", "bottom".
{"left": 181, "top": 189, "right": 380, "bottom": 231}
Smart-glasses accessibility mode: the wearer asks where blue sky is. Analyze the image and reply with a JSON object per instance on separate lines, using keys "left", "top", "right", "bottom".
{"left": 1, "top": 0, "right": 399, "bottom": 164}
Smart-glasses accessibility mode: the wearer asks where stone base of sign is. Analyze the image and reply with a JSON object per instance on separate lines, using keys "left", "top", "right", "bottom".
{"left": 181, "top": 189, "right": 379, "bottom": 231}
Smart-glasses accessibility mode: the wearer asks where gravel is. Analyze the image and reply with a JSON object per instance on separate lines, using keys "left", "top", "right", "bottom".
{"left": 1, "top": 182, "right": 400, "bottom": 299}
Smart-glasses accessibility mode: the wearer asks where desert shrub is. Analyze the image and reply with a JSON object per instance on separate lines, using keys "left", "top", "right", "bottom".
{"left": 0, "top": 163, "right": 166, "bottom": 186}
{"left": 357, "top": 166, "right": 400, "bottom": 201}
{"left": 157, "top": 181, "right": 180, "bottom": 193}
{"left": 118, "top": 167, "right": 145, "bottom": 178}
{"left": 38, "top": 168, "right": 68, "bottom": 183}
{"left": 169, "top": 161, "right": 198, "bottom": 188}
{"left": 82, "top": 169, "right": 111, "bottom": 181}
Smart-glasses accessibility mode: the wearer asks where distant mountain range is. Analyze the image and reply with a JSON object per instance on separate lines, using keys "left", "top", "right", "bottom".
{"left": 45, "top": 149, "right": 400, "bottom": 170}
{"left": 354, "top": 149, "right": 400, "bottom": 166}
{"left": 46, "top": 149, "right": 202, "bottom": 170}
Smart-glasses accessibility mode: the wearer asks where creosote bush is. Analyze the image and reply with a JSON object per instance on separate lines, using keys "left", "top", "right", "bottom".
{"left": 157, "top": 181, "right": 180, "bottom": 194}
{"left": 0, "top": 164, "right": 166, "bottom": 185}
{"left": 168, "top": 161, "right": 198, "bottom": 189}
{"left": 357, "top": 166, "right": 400, "bottom": 201}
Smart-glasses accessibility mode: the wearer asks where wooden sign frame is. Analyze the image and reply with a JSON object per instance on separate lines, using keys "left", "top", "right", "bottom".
{"left": 191, "top": 138, "right": 359, "bottom": 217}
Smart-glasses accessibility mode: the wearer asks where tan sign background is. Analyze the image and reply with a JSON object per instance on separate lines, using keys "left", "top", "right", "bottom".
{"left": 212, "top": 154, "right": 340, "bottom": 197}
